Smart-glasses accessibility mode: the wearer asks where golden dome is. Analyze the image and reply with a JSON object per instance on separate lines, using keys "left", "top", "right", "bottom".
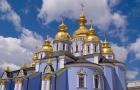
{"left": 33, "top": 52, "right": 38, "bottom": 60}
{"left": 73, "top": 13, "right": 88, "bottom": 39}
{"left": 55, "top": 22, "right": 70, "bottom": 41}
{"left": 102, "top": 40, "right": 113, "bottom": 54}
{"left": 4, "top": 66, "right": 10, "bottom": 72}
{"left": 32, "top": 52, "right": 38, "bottom": 65}
{"left": 21, "top": 64, "right": 27, "bottom": 69}
{"left": 40, "top": 40, "right": 53, "bottom": 52}
{"left": 85, "top": 26, "right": 100, "bottom": 42}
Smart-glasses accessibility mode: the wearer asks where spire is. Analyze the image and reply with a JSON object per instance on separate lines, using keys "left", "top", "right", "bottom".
{"left": 79, "top": 3, "right": 87, "bottom": 28}
{"left": 89, "top": 20, "right": 96, "bottom": 35}
{"left": 54, "top": 16, "right": 70, "bottom": 41}
{"left": 58, "top": 16, "right": 67, "bottom": 32}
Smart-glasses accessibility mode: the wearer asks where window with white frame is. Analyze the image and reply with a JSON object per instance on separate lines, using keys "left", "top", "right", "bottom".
{"left": 93, "top": 71, "right": 101, "bottom": 89}
{"left": 63, "top": 44, "right": 65, "bottom": 51}
{"left": 87, "top": 45, "right": 90, "bottom": 53}
{"left": 76, "top": 44, "right": 78, "bottom": 53}
{"left": 77, "top": 69, "right": 86, "bottom": 88}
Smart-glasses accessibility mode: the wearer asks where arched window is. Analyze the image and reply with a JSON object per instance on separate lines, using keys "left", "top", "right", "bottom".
{"left": 77, "top": 69, "right": 86, "bottom": 88}
{"left": 87, "top": 45, "right": 90, "bottom": 53}
{"left": 76, "top": 44, "right": 78, "bottom": 52}
{"left": 71, "top": 47, "right": 73, "bottom": 53}
{"left": 56, "top": 43, "right": 58, "bottom": 51}
{"left": 95, "top": 74, "right": 99, "bottom": 88}
{"left": 94, "top": 45, "right": 97, "bottom": 52}
{"left": 94, "top": 70, "right": 100, "bottom": 89}
{"left": 63, "top": 44, "right": 65, "bottom": 50}
{"left": 79, "top": 75, "right": 84, "bottom": 88}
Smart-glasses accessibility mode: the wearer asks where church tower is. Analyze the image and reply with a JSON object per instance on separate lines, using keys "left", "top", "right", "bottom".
{"left": 53, "top": 19, "right": 70, "bottom": 52}
{"left": 71, "top": 5, "right": 88, "bottom": 56}
{"left": 83, "top": 22, "right": 101, "bottom": 64}
{"left": 36, "top": 39, "right": 53, "bottom": 72}
{"left": 101, "top": 40, "right": 114, "bottom": 60}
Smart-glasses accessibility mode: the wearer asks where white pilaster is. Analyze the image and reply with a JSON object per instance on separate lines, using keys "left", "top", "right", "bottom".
{"left": 41, "top": 80, "right": 46, "bottom": 90}
{"left": 0, "top": 80, "right": 5, "bottom": 90}
{"left": 35, "top": 63, "right": 40, "bottom": 72}
{"left": 46, "top": 80, "right": 51, "bottom": 90}
{"left": 59, "top": 59, "right": 64, "bottom": 69}
{"left": 1, "top": 85, "right": 5, "bottom": 90}
{"left": 14, "top": 84, "right": 18, "bottom": 90}
{"left": 18, "top": 83, "right": 22, "bottom": 90}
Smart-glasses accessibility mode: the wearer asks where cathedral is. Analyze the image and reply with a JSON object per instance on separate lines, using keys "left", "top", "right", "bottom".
{"left": 0, "top": 8, "right": 127, "bottom": 90}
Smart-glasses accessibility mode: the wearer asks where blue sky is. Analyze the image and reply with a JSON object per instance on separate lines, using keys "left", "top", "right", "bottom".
{"left": 0, "top": 0, "right": 140, "bottom": 81}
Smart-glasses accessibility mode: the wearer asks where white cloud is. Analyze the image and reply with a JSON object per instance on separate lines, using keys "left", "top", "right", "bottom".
{"left": 129, "top": 37, "right": 140, "bottom": 59}
{"left": 0, "top": 30, "right": 43, "bottom": 68}
{"left": 126, "top": 70, "right": 139, "bottom": 80}
{"left": 20, "top": 28, "right": 43, "bottom": 51}
{"left": 38, "top": 0, "right": 126, "bottom": 30}
{"left": 0, "top": 0, "right": 21, "bottom": 30}
{"left": 112, "top": 44, "right": 128, "bottom": 62}
{"left": 0, "top": 63, "right": 20, "bottom": 71}
{"left": 112, "top": 13, "right": 127, "bottom": 29}
{"left": 0, "top": 0, "right": 44, "bottom": 71}
{"left": 0, "top": 36, "right": 31, "bottom": 66}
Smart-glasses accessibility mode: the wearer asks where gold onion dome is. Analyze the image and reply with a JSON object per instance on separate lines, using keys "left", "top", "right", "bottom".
{"left": 40, "top": 40, "right": 53, "bottom": 52}
{"left": 102, "top": 40, "right": 113, "bottom": 54}
{"left": 55, "top": 21, "right": 70, "bottom": 41}
{"left": 73, "top": 12, "right": 88, "bottom": 39}
{"left": 21, "top": 64, "right": 27, "bottom": 69}
{"left": 85, "top": 25, "right": 100, "bottom": 42}
{"left": 33, "top": 52, "right": 38, "bottom": 60}
{"left": 4, "top": 66, "right": 10, "bottom": 72}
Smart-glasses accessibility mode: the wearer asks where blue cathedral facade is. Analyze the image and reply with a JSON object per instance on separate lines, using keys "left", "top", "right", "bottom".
{"left": 0, "top": 10, "right": 127, "bottom": 90}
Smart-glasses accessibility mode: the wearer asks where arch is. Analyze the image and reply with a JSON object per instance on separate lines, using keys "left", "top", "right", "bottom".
{"left": 77, "top": 69, "right": 86, "bottom": 88}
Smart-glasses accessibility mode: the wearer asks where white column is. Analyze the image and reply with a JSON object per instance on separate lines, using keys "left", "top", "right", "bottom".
{"left": 59, "top": 59, "right": 64, "bottom": 69}
{"left": 35, "top": 63, "right": 40, "bottom": 72}
{"left": 15, "top": 78, "right": 23, "bottom": 90}
{"left": 46, "top": 80, "right": 51, "bottom": 90}
{"left": 98, "top": 76, "right": 101, "bottom": 89}
{"left": 76, "top": 75, "right": 79, "bottom": 88}
{"left": 1, "top": 85, "right": 5, "bottom": 90}
{"left": 84, "top": 75, "right": 87, "bottom": 88}
{"left": 41, "top": 80, "right": 46, "bottom": 90}
{"left": 0, "top": 80, "right": 5, "bottom": 90}
{"left": 18, "top": 83, "right": 22, "bottom": 90}
{"left": 14, "top": 84, "right": 18, "bottom": 90}
{"left": 42, "top": 75, "right": 51, "bottom": 90}
{"left": 90, "top": 43, "right": 94, "bottom": 54}
{"left": 93, "top": 75, "right": 95, "bottom": 89}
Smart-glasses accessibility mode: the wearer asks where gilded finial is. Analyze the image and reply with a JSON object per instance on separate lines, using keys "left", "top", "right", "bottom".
{"left": 4, "top": 66, "right": 10, "bottom": 72}
{"left": 21, "top": 64, "right": 27, "bottom": 69}
{"left": 33, "top": 52, "right": 38, "bottom": 60}
{"left": 61, "top": 16, "right": 64, "bottom": 24}
{"left": 78, "top": 3, "right": 87, "bottom": 28}
{"left": 47, "top": 58, "right": 52, "bottom": 65}
{"left": 90, "top": 19, "right": 94, "bottom": 29}
{"left": 78, "top": 69, "right": 85, "bottom": 76}
{"left": 59, "top": 16, "right": 67, "bottom": 31}
{"left": 80, "top": 3, "right": 85, "bottom": 16}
